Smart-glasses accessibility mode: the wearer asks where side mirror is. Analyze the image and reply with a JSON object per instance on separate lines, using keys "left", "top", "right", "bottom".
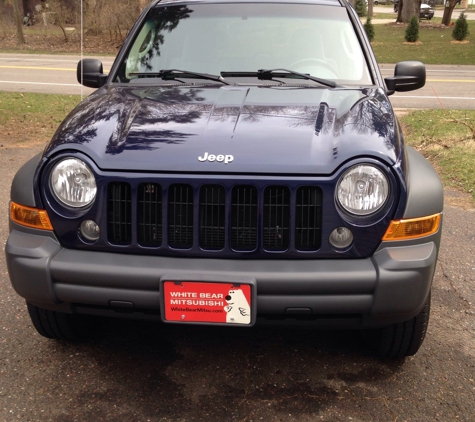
{"left": 384, "top": 61, "right": 426, "bottom": 93}
{"left": 77, "top": 59, "right": 108, "bottom": 88}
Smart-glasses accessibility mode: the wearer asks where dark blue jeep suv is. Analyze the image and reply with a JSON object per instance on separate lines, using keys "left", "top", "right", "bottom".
{"left": 6, "top": 0, "right": 443, "bottom": 357}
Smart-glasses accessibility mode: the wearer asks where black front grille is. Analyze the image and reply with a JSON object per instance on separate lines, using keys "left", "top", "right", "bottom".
{"left": 107, "top": 182, "right": 322, "bottom": 254}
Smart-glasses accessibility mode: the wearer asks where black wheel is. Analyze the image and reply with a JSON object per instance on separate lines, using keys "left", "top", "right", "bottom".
{"left": 373, "top": 293, "right": 431, "bottom": 358}
{"left": 27, "top": 302, "right": 97, "bottom": 341}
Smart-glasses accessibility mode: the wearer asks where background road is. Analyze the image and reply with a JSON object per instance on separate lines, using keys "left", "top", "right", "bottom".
{"left": 380, "top": 64, "right": 475, "bottom": 109}
{"left": 0, "top": 53, "right": 114, "bottom": 97}
{"left": 1, "top": 53, "right": 474, "bottom": 109}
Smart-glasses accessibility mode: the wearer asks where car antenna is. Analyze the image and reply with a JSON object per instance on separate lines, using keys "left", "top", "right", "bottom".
{"left": 80, "top": 0, "right": 84, "bottom": 100}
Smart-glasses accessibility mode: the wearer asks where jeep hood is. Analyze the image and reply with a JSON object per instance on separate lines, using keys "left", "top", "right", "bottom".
{"left": 46, "top": 84, "right": 400, "bottom": 174}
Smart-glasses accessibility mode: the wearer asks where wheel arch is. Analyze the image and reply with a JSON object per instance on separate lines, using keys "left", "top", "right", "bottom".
{"left": 11, "top": 152, "right": 42, "bottom": 207}
{"left": 403, "top": 146, "right": 443, "bottom": 219}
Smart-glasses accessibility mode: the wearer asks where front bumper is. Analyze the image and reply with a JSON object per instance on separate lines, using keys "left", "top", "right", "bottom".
{"left": 5, "top": 224, "right": 441, "bottom": 328}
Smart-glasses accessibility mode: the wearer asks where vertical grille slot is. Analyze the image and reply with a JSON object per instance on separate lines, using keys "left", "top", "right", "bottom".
{"left": 263, "top": 186, "right": 290, "bottom": 251}
{"left": 231, "top": 186, "right": 258, "bottom": 251}
{"left": 138, "top": 183, "right": 162, "bottom": 247}
{"left": 296, "top": 186, "right": 322, "bottom": 251}
{"left": 168, "top": 184, "right": 193, "bottom": 249}
{"left": 108, "top": 182, "right": 132, "bottom": 245}
{"left": 200, "top": 185, "right": 225, "bottom": 250}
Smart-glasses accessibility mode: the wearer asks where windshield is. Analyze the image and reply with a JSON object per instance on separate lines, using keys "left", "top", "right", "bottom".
{"left": 115, "top": 3, "right": 372, "bottom": 85}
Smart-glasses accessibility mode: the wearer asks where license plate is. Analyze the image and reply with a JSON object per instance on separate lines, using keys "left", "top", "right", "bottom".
{"left": 163, "top": 281, "right": 252, "bottom": 325}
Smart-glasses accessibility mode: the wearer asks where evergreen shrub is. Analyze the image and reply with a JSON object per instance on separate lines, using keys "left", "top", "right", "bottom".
{"left": 405, "top": 15, "right": 419, "bottom": 43}
{"left": 364, "top": 17, "right": 375, "bottom": 42}
{"left": 452, "top": 13, "right": 469, "bottom": 41}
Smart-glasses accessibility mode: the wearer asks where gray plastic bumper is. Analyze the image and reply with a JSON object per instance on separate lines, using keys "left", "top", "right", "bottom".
{"left": 5, "top": 227, "right": 440, "bottom": 328}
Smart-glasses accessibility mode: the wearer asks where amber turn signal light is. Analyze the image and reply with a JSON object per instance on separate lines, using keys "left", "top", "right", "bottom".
{"left": 383, "top": 213, "right": 441, "bottom": 241}
{"left": 10, "top": 202, "right": 53, "bottom": 231}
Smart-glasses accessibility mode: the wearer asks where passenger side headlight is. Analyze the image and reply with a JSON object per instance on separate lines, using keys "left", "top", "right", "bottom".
{"left": 336, "top": 164, "right": 389, "bottom": 216}
{"left": 50, "top": 158, "right": 97, "bottom": 208}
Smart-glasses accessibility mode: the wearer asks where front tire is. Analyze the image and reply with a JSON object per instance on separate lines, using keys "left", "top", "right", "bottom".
{"left": 27, "top": 302, "right": 96, "bottom": 341}
{"left": 374, "top": 293, "right": 431, "bottom": 358}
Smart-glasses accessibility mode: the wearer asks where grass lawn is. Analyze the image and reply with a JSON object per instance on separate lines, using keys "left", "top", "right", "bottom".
{"left": 369, "top": 18, "right": 475, "bottom": 64}
{"left": 0, "top": 92, "right": 81, "bottom": 147}
{"left": 400, "top": 109, "right": 475, "bottom": 201}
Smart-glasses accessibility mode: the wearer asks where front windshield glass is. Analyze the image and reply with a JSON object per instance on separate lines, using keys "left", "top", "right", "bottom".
{"left": 116, "top": 3, "right": 372, "bottom": 85}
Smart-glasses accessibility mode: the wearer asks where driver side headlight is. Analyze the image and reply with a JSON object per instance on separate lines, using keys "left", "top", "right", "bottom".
{"left": 336, "top": 164, "right": 389, "bottom": 216}
{"left": 50, "top": 158, "right": 97, "bottom": 208}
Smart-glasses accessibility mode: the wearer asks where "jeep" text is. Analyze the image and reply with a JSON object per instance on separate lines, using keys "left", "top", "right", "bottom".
{"left": 198, "top": 152, "right": 234, "bottom": 164}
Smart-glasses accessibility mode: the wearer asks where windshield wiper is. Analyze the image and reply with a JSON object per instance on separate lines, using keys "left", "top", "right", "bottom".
{"left": 221, "top": 69, "right": 337, "bottom": 88}
{"left": 129, "top": 69, "right": 235, "bottom": 85}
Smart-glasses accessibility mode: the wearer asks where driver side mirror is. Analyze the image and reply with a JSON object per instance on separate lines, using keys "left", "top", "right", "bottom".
{"left": 77, "top": 59, "right": 108, "bottom": 88}
{"left": 384, "top": 61, "right": 426, "bottom": 94}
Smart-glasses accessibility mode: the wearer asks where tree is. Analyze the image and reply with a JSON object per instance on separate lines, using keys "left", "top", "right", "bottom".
{"left": 47, "top": 0, "right": 78, "bottom": 42}
{"left": 396, "top": 0, "right": 403, "bottom": 22}
{"left": 364, "top": 17, "right": 375, "bottom": 42}
{"left": 85, "top": 0, "right": 142, "bottom": 40}
{"left": 7, "top": 0, "right": 25, "bottom": 44}
{"left": 442, "top": 0, "right": 461, "bottom": 26}
{"left": 405, "top": 15, "right": 419, "bottom": 42}
{"left": 367, "top": 0, "right": 373, "bottom": 18}
{"left": 397, "top": 0, "right": 420, "bottom": 24}
{"left": 452, "top": 12, "right": 469, "bottom": 41}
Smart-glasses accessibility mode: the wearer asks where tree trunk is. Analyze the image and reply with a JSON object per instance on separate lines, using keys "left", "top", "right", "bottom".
{"left": 11, "top": 0, "right": 25, "bottom": 45}
{"left": 401, "top": 0, "right": 420, "bottom": 24}
{"left": 57, "top": 23, "right": 69, "bottom": 43}
{"left": 396, "top": 0, "right": 404, "bottom": 23}
{"left": 22, "top": 0, "right": 31, "bottom": 15}
{"left": 442, "top": 1, "right": 458, "bottom": 26}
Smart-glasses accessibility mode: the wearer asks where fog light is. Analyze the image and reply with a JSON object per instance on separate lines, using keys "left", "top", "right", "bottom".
{"left": 80, "top": 220, "right": 100, "bottom": 241}
{"left": 329, "top": 227, "right": 353, "bottom": 249}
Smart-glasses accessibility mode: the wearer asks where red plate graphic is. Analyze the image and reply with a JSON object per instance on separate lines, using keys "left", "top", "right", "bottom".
{"left": 163, "top": 281, "right": 252, "bottom": 325}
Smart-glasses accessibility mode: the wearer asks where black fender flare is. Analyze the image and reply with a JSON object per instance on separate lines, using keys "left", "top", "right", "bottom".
{"left": 10, "top": 152, "right": 42, "bottom": 208}
{"left": 403, "top": 146, "right": 443, "bottom": 218}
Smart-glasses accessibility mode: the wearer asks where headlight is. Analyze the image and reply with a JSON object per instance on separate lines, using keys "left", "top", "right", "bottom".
{"left": 50, "top": 158, "right": 97, "bottom": 208}
{"left": 336, "top": 164, "right": 389, "bottom": 216}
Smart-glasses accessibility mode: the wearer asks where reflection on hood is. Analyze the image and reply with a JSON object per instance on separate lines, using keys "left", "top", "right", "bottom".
{"left": 46, "top": 84, "right": 400, "bottom": 174}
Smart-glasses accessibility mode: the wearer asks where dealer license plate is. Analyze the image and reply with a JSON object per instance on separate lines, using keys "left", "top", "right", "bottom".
{"left": 163, "top": 281, "right": 252, "bottom": 325}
